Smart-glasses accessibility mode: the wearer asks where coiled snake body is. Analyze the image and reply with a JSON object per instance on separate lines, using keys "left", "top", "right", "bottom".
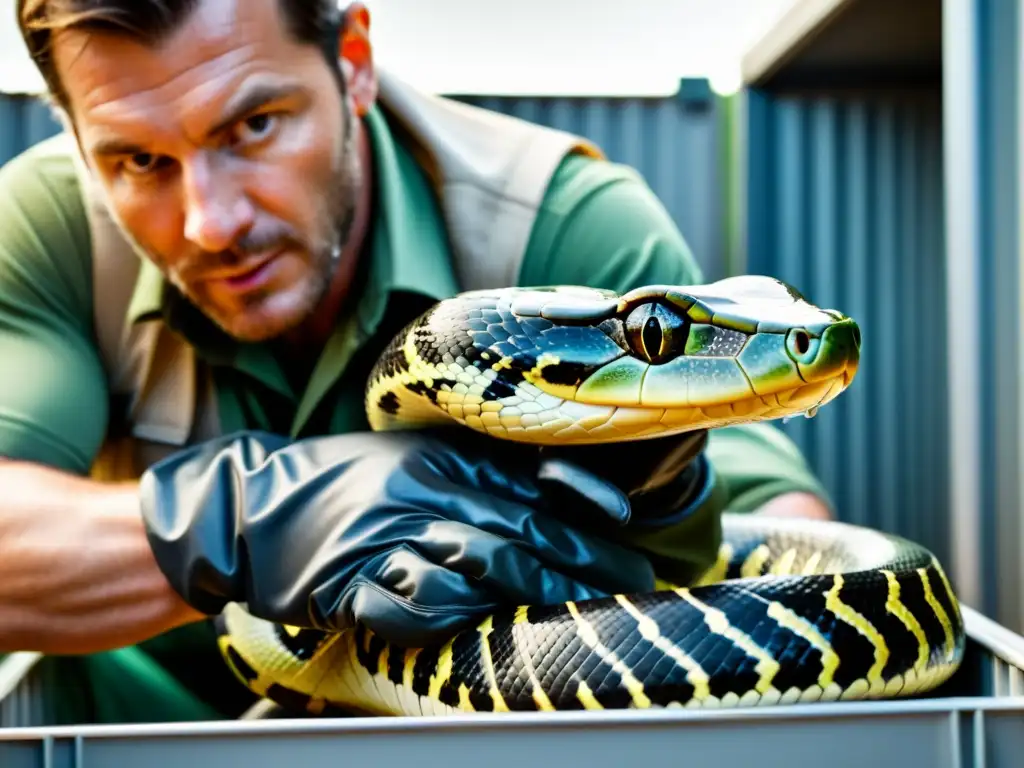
{"left": 214, "top": 276, "right": 965, "bottom": 717}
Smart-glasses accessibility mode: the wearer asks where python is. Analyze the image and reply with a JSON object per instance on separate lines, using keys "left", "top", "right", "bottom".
{"left": 214, "top": 275, "right": 964, "bottom": 717}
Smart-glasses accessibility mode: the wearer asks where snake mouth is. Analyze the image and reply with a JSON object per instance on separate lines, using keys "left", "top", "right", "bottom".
{"left": 446, "top": 373, "right": 850, "bottom": 444}
{"left": 428, "top": 317, "right": 860, "bottom": 445}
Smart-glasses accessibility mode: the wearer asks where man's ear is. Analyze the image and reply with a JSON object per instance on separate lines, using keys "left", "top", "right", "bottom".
{"left": 339, "top": 2, "right": 377, "bottom": 115}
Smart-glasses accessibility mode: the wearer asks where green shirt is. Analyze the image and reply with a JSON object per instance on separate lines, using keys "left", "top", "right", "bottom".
{"left": 0, "top": 101, "right": 830, "bottom": 722}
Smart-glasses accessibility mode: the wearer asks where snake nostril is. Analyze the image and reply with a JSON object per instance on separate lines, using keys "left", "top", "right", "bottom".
{"left": 793, "top": 330, "right": 810, "bottom": 356}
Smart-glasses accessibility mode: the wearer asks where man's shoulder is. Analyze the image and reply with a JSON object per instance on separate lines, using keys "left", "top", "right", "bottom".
{"left": 540, "top": 151, "right": 646, "bottom": 209}
{"left": 0, "top": 132, "right": 93, "bottom": 313}
{"left": 520, "top": 152, "right": 702, "bottom": 290}
{"left": 0, "top": 134, "right": 109, "bottom": 474}
{"left": 0, "top": 132, "right": 89, "bottom": 251}
{"left": 1, "top": 132, "right": 83, "bottom": 191}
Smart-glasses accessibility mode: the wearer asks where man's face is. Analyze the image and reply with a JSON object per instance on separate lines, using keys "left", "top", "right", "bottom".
{"left": 51, "top": 0, "right": 361, "bottom": 342}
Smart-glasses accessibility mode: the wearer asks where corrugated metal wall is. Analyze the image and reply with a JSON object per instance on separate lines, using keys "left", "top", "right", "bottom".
{"left": 0, "top": 94, "right": 61, "bottom": 167}
{"left": 942, "top": 0, "right": 1023, "bottom": 631}
{"left": 743, "top": 0, "right": 1024, "bottom": 634}
{"left": 744, "top": 88, "right": 951, "bottom": 569}
{"left": 455, "top": 82, "right": 731, "bottom": 281}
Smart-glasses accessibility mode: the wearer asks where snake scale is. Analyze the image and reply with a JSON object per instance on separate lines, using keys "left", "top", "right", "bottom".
{"left": 213, "top": 275, "right": 965, "bottom": 717}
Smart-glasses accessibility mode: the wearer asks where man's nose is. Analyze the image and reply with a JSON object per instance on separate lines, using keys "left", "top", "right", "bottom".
{"left": 182, "top": 156, "right": 255, "bottom": 253}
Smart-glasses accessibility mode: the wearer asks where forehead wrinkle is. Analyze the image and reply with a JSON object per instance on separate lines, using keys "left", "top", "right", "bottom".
{"left": 61, "top": 0, "right": 287, "bottom": 123}
{"left": 57, "top": 0, "right": 329, "bottom": 157}
{"left": 83, "top": 45, "right": 257, "bottom": 119}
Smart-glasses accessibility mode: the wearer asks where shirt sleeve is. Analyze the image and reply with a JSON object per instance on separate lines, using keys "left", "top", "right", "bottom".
{"left": 0, "top": 141, "right": 109, "bottom": 474}
{"left": 520, "top": 152, "right": 833, "bottom": 521}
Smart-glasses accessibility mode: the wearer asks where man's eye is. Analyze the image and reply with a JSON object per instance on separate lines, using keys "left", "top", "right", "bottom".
{"left": 124, "top": 153, "right": 159, "bottom": 174}
{"left": 233, "top": 113, "right": 278, "bottom": 144}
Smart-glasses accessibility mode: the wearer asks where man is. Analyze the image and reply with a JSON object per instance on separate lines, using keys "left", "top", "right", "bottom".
{"left": 1, "top": 0, "right": 831, "bottom": 724}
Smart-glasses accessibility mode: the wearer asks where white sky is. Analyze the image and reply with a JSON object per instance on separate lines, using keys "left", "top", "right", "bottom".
{"left": 0, "top": 0, "right": 799, "bottom": 96}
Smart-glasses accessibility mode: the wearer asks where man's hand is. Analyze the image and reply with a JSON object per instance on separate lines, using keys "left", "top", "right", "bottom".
{"left": 0, "top": 459, "right": 206, "bottom": 655}
{"left": 139, "top": 429, "right": 675, "bottom": 648}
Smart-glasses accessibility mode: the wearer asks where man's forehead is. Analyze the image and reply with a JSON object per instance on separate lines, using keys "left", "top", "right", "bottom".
{"left": 52, "top": 0, "right": 313, "bottom": 135}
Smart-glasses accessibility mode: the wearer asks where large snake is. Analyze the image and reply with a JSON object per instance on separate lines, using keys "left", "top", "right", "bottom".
{"left": 213, "top": 276, "right": 965, "bottom": 717}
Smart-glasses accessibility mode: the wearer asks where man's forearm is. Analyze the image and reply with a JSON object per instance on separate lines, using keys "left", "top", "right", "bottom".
{"left": 0, "top": 459, "right": 205, "bottom": 655}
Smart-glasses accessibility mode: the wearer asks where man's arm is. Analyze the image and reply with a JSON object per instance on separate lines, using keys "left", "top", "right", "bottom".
{"left": 0, "top": 460, "right": 203, "bottom": 654}
{"left": 520, "top": 153, "right": 834, "bottom": 522}
{"left": 0, "top": 142, "right": 204, "bottom": 654}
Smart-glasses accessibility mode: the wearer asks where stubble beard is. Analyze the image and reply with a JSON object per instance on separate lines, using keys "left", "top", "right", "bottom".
{"left": 219, "top": 117, "right": 361, "bottom": 343}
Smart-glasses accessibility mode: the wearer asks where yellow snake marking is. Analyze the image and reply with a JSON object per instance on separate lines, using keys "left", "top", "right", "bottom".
{"left": 824, "top": 574, "right": 889, "bottom": 695}
{"left": 476, "top": 615, "right": 510, "bottom": 712}
{"left": 694, "top": 543, "right": 733, "bottom": 587}
{"left": 801, "top": 551, "right": 823, "bottom": 575}
{"left": 283, "top": 625, "right": 302, "bottom": 637}
{"left": 614, "top": 594, "right": 711, "bottom": 701}
{"left": 564, "top": 600, "right": 652, "bottom": 708}
{"left": 402, "top": 647, "right": 420, "bottom": 691}
{"left": 512, "top": 604, "right": 556, "bottom": 711}
{"left": 326, "top": 634, "right": 363, "bottom": 702}
{"left": 918, "top": 567, "right": 955, "bottom": 659}
{"left": 673, "top": 588, "right": 780, "bottom": 696}
{"left": 458, "top": 683, "right": 473, "bottom": 711}
{"left": 574, "top": 679, "right": 604, "bottom": 710}
{"left": 764, "top": 600, "right": 841, "bottom": 691}
{"left": 292, "top": 634, "right": 364, "bottom": 712}
{"left": 401, "top": 330, "right": 431, "bottom": 385}
{"left": 741, "top": 545, "right": 771, "bottom": 578}
{"left": 932, "top": 556, "right": 958, "bottom": 603}
{"left": 881, "top": 569, "right": 930, "bottom": 671}
{"left": 521, "top": 353, "right": 578, "bottom": 400}
{"left": 428, "top": 636, "right": 456, "bottom": 700}
{"left": 932, "top": 556, "right": 964, "bottom": 626}
{"left": 217, "top": 636, "right": 270, "bottom": 697}
{"left": 770, "top": 548, "right": 798, "bottom": 576}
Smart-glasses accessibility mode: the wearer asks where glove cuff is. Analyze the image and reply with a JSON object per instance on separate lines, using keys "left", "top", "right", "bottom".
{"left": 139, "top": 430, "right": 293, "bottom": 616}
{"left": 626, "top": 452, "right": 717, "bottom": 529}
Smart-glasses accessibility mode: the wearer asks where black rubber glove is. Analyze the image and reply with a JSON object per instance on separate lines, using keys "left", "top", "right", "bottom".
{"left": 537, "top": 429, "right": 713, "bottom": 524}
{"left": 139, "top": 428, "right": 690, "bottom": 647}
{"left": 536, "top": 430, "right": 725, "bottom": 585}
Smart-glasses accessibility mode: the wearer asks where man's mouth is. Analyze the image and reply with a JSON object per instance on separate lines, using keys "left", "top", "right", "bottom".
{"left": 211, "top": 250, "right": 284, "bottom": 291}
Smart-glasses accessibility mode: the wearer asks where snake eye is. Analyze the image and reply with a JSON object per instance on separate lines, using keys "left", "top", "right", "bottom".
{"left": 624, "top": 302, "right": 690, "bottom": 364}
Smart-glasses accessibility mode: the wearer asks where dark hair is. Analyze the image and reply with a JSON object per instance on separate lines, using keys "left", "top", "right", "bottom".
{"left": 18, "top": 0, "right": 345, "bottom": 114}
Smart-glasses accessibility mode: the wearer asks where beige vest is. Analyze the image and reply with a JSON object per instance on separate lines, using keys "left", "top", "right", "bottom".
{"left": 36, "top": 70, "right": 602, "bottom": 480}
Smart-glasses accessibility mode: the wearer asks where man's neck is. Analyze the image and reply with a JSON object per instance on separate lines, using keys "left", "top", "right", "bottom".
{"left": 282, "top": 119, "right": 375, "bottom": 355}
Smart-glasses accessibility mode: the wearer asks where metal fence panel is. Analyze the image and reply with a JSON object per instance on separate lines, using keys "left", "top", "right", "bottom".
{"left": 0, "top": 94, "right": 61, "bottom": 168}
{"left": 942, "top": 0, "right": 1024, "bottom": 632}
{"left": 454, "top": 83, "right": 729, "bottom": 281}
{"left": 745, "top": 87, "right": 951, "bottom": 569}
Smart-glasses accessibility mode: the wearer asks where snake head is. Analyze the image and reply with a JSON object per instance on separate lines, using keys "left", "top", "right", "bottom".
{"left": 366, "top": 277, "right": 860, "bottom": 445}
{"left": 608, "top": 275, "right": 861, "bottom": 407}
